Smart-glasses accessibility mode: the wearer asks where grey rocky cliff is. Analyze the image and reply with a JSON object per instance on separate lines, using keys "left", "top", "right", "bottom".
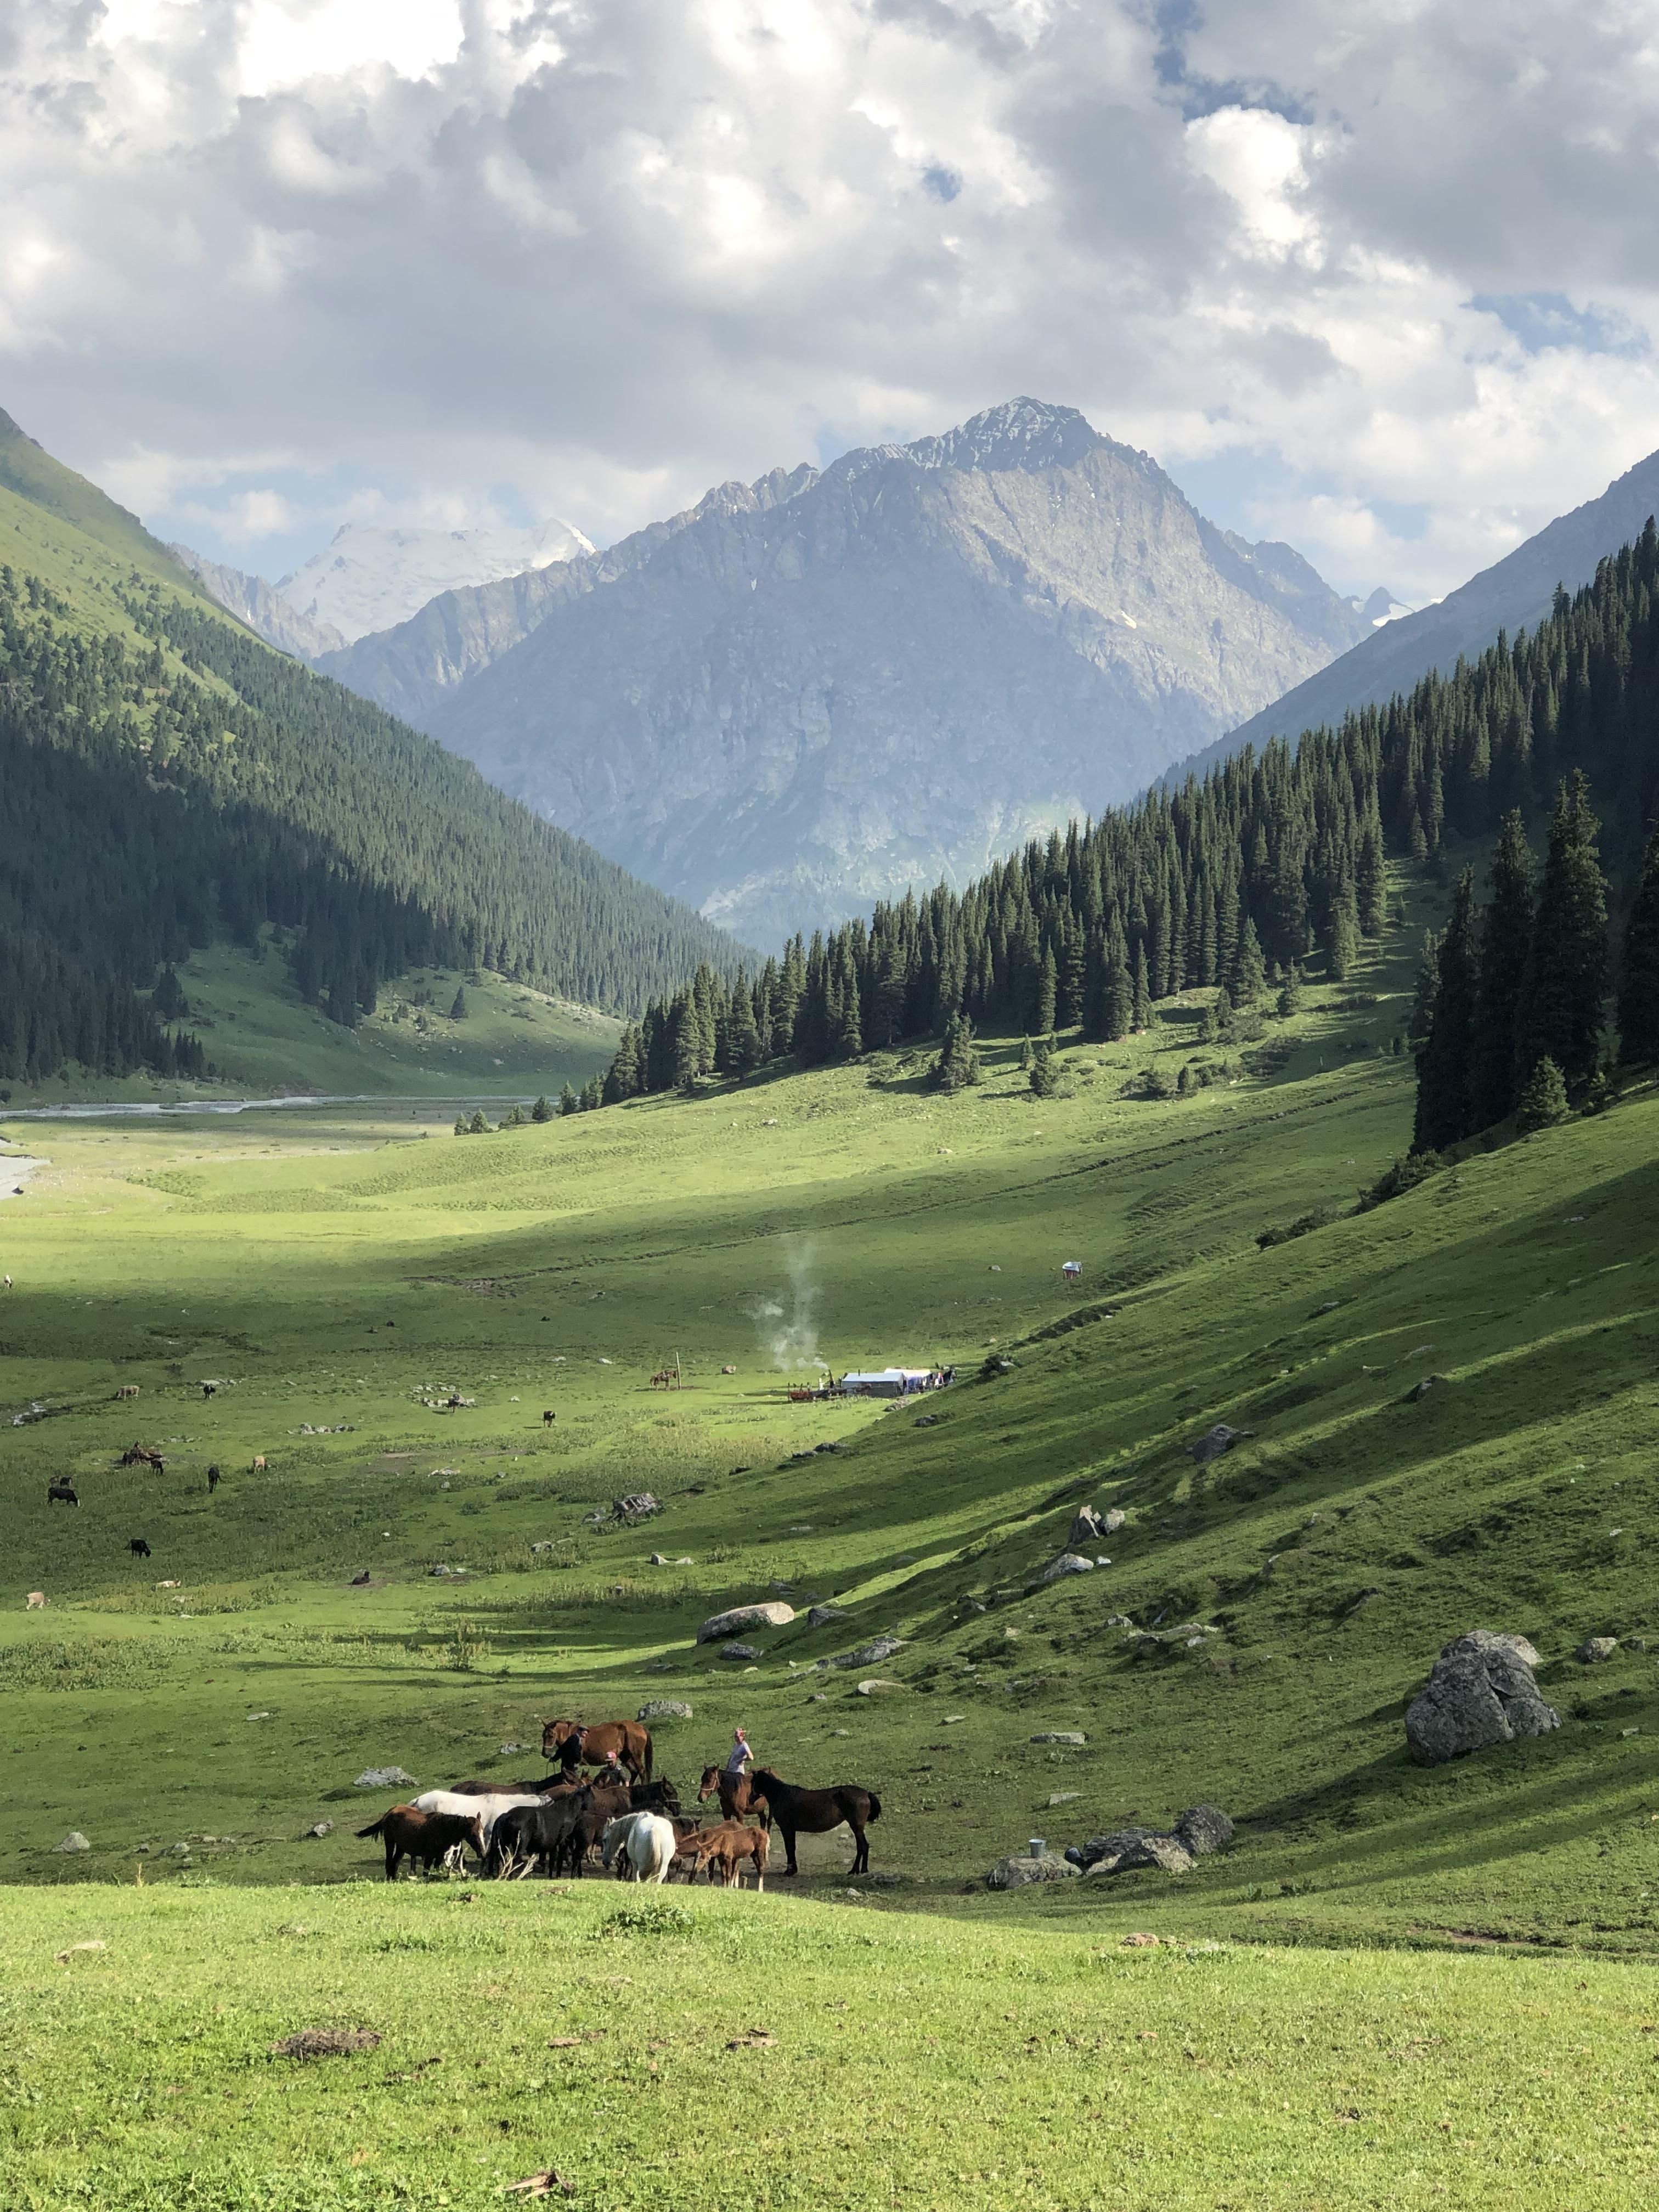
{"left": 168, "top": 546, "right": 346, "bottom": 661}
{"left": 320, "top": 399, "right": 1373, "bottom": 943}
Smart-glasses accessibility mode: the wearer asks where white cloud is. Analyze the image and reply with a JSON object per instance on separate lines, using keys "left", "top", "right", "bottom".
{"left": 0, "top": 0, "right": 1656, "bottom": 599}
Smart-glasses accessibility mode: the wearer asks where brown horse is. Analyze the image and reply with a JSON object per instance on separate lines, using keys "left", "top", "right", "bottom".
{"left": 746, "top": 1769, "right": 882, "bottom": 1877}
{"left": 541, "top": 1717, "right": 653, "bottom": 1781}
{"left": 356, "top": 1804, "right": 484, "bottom": 1882}
{"left": 698, "top": 1764, "right": 771, "bottom": 1830}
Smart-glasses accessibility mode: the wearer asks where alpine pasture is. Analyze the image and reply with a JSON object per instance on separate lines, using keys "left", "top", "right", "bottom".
{"left": 5, "top": 909, "right": 1659, "bottom": 2209}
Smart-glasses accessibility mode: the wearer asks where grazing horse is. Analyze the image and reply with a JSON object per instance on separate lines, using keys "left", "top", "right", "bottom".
{"left": 129, "top": 1538, "right": 151, "bottom": 1558}
{"left": 47, "top": 1479, "right": 78, "bottom": 1507}
{"left": 678, "top": 1821, "right": 770, "bottom": 1889}
{"left": 698, "top": 1764, "right": 771, "bottom": 1830}
{"left": 120, "top": 1443, "right": 164, "bottom": 1471}
{"left": 541, "top": 1716, "right": 653, "bottom": 1782}
{"left": 356, "top": 1804, "right": 483, "bottom": 1882}
{"left": 746, "top": 1769, "right": 882, "bottom": 1878}
{"left": 206, "top": 1465, "right": 221, "bottom": 1493}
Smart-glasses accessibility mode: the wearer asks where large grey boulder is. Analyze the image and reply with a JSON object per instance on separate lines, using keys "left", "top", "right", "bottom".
{"left": 1189, "top": 1424, "right": 1248, "bottom": 1464}
{"left": 354, "top": 1767, "right": 417, "bottom": 1788}
{"left": 1404, "top": 1630, "right": 1559, "bottom": 1765}
{"left": 987, "top": 1853, "right": 1080, "bottom": 1890}
{"left": 1074, "top": 1829, "right": 1195, "bottom": 1876}
{"left": 698, "top": 1601, "right": 795, "bottom": 1643}
{"left": 832, "top": 1636, "right": 903, "bottom": 1669}
{"left": 1175, "top": 1804, "right": 1234, "bottom": 1856}
{"left": 1040, "top": 1553, "right": 1094, "bottom": 1583}
{"left": 720, "top": 1642, "right": 761, "bottom": 1662}
{"left": 807, "top": 1604, "right": 846, "bottom": 1629}
{"left": 53, "top": 1831, "right": 91, "bottom": 1854}
{"left": 638, "top": 1700, "right": 693, "bottom": 1720}
{"left": 1577, "top": 1637, "right": 1618, "bottom": 1664}
{"left": 1030, "top": 1731, "right": 1088, "bottom": 1746}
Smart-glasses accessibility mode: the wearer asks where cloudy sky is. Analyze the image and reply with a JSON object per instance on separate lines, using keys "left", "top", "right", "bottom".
{"left": 5, "top": 0, "right": 1658, "bottom": 601}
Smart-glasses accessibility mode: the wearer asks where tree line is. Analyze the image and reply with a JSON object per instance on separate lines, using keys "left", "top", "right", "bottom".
{"left": 0, "top": 566, "right": 744, "bottom": 1084}
{"left": 599, "top": 521, "right": 1659, "bottom": 1110}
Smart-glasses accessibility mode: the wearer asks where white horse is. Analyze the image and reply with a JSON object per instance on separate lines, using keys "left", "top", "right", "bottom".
{"left": 601, "top": 1810, "right": 676, "bottom": 1884}
{"left": 411, "top": 1789, "right": 542, "bottom": 1854}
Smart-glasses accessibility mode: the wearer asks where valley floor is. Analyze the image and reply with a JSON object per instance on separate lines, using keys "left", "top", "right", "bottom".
{"left": 4, "top": 900, "right": 1659, "bottom": 2203}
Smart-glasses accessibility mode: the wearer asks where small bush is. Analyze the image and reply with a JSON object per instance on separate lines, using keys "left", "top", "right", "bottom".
{"left": 1255, "top": 1206, "right": 1337, "bottom": 1250}
{"left": 1357, "top": 1150, "right": 1443, "bottom": 1210}
{"left": 600, "top": 1896, "right": 696, "bottom": 1937}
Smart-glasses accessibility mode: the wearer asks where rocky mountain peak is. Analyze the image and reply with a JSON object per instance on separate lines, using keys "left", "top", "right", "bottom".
{"left": 904, "top": 396, "right": 1106, "bottom": 475}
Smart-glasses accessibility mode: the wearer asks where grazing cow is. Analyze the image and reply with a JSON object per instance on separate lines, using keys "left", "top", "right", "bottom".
{"left": 601, "top": 1811, "right": 677, "bottom": 1884}
{"left": 542, "top": 1408, "right": 556, "bottom": 1426}
{"left": 356, "top": 1803, "right": 484, "bottom": 1882}
{"left": 129, "top": 1538, "right": 151, "bottom": 1559}
{"left": 115, "top": 1384, "right": 139, "bottom": 1401}
{"left": 541, "top": 1716, "right": 653, "bottom": 1781}
{"left": 207, "top": 1466, "right": 220, "bottom": 1494}
{"left": 746, "top": 1770, "right": 882, "bottom": 1878}
{"left": 26, "top": 1592, "right": 46, "bottom": 1609}
{"left": 251, "top": 1455, "right": 267, "bottom": 1472}
{"left": 47, "top": 1480, "right": 78, "bottom": 1507}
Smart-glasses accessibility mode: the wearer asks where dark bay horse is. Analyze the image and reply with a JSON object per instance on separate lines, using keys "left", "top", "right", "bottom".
{"left": 698, "top": 1764, "right": 771, "bottom": 1830}
{"left": 746, "top": 1769, "right": 881, "bottom": 1877}
{"left": 541, "top": 1717, "right": 653, "bottom": 1782}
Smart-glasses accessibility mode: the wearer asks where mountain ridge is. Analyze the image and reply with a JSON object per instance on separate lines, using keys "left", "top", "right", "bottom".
{"left": 320, "top": 398, "right": 1380, "bottom": 941}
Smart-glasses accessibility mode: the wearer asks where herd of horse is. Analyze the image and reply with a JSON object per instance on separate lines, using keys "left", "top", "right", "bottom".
{"left": 355, "top": 1714, "right": 882, "bottom": 1886}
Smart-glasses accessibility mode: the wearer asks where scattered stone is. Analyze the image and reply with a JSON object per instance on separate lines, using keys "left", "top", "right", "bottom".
{"left": 53, "top": 1831, "right": 91, "bottom": 1854}
{"left": 1188, "top": 1424, "right": 1250, "bottom": 1464}
{"left": 270, "top": 2028, "right": 381, "bottom": 2061}
{"left": 499, "top": 1743, "right": 522, "bottom": 1756}
{"left": 856, "top": 1679, "right": 904, "bottom": 1696}
{"left": 1577, "top": 1637, "right": 1620, "bottom": 1664}
{"left": 829, "top": 1728, "right": 851, "bottom": 1737}
{"left": 1404, "top": 1631, "right": 1559, "bottom": 1765}
{"left": 307, "top": 1822, "right": 334, "bottom": 1839}
{"left": 807, "top": 1604, "right": 847, "bottom": 1629}
{"left": 1040, "top": 1553, "right": 1094, "bottom": 1583}
{"left": 833, "top": 1636, "right": 904, "bottom": 1669}
{"left": 1121, "top": 1932, "right": 1161, "bottom": 1948}
{"left": 987, "top": 1853, "right": 1080, "bottom": 1889}
{"left": 55, "top": 1940, "right": 106, "bottom": 1960}
{"left": 245, "top": 1711, "right": 272, "bottom": 1722}
{"left": 721, "top": 1642, "right": 761, "bottom": 1662}
{"left": 638, "top": 1700, "right": 693, "bottom": 1720}
{"left": 165, "top": 1842, "right": 191, "bottom": 1857}
{"left": 354, "top": 1767, "right": 417, "bottom": 1789}
{"left": 1048, "top": 1791, "right": 1080, "bottom": 1807}
{"left": 1174, "top": 1804, "right": 1234, "bottom": 1856}
{"left": 1086, "top": 1833, "right": 1196, "bottom": 1877}
{"left": 1316, "top": 1299, "right": 1341, "bottom": 1313}
{"left": 698, "top": 1602, "right": 795, "bottom": 1643}
{"left": 1404, "top": 1375, "right": 1449, "bottom": 1403}
{"left": 1031, "top": 1731, "right": 1087, "bottom": 1746}
{"left": 914, "top": 1414, "right": 938, "bottom": 1426}
{"left": 807, "top": 1692, "right": 828, "bottom": 1702}
{"left": 612, "top": 1493, "right": 662, "bottom": 1523}
{"left": 861, "top": 1870, "right": 903, "bottom": 1887}
{"left": 650, "top": 1554, "right": 669, "bottom": 1566}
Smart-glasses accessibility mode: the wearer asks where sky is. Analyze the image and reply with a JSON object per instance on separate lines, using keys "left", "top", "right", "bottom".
{"left": 4, "top": 0, "right": 1659, "bottom": 602}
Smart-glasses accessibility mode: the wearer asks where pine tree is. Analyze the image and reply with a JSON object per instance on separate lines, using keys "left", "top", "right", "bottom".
{"left": 558, "top": 1083, "right": 578, "bottom": 1116}
{"left": 531, "top": 1093, "right": 552, "bottom": 1122}
{"left": 1028, "top": 1038, "right": 1059, "bottom": 1098}
{"left": 1528, "top": 770, "right": 1610, "bottom": 1091}
{"left": 1618, "top": 821, "right": 1659, "bottom": 1064}
{"left": 1232, "top": 917, "right": 1265, "bottom": 1006}
{"left": 1514, "top": 1055, "right": 1569, "bottom": 1132}
{"left": 581, "top": 1074, "right": 603, "bottom": 1110}
{"left": 1324, "top": 883, "right": 1361, "bottom": 983}
{"left": 1413, "top": 870, "right": 1479, "bottom": 1153}
{"left": 929, "top": 1012, "right": 980, "bottom": 1093}
{"left": 1132, "top": 943, "right": 1152, "bottom": 1030}
{"left": 1407, "top": 932, "right": 1439, "bottom": 1048}
{"left": 468, "top": 1108, "right": 488, "bottom": 1133}
{"left": 1035, "top": 944, "right": 1058, "bottom": 1037}
{"left": 1471, "top": 810, "right": 1534, "bottom": 1126}
{"left": 672, "top": 997, "right": 702, "bottom": 1094}
{"left": 449, "top": 986, "right": 467, "bottom": 1020}
{"left": 453, "top": 1115, "right": 468, "bottom": 1136}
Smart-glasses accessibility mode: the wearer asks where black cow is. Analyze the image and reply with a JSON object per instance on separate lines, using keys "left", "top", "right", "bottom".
{"left": 47, "top": 1480, "right": 78, "bottom": 1507}
{"left": 129, "top": 1538, "right": 151, "bottom": 1558}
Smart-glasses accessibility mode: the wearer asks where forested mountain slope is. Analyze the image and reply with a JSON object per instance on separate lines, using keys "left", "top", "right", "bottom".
{"left": 1177, "top": 442, "right": 1659, "bottom": 786}
{"left": 602, "top": 523, "right": 1659, "bottom": 1108}
{"left": 0, "top": 413, "right": 744, "bottom": 1088}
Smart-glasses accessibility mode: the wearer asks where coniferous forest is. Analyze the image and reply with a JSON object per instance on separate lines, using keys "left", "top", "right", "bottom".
{"left": 602, "top": 523, "right": 1659, "bottom": 1130}
{"left": 0, "top": 567, "right": 744, "bottom": 1084}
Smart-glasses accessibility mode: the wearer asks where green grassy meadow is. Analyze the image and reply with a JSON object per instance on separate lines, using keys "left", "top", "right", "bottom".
{"left": 6, "top": 888, "right": 1659, "bottom": 2203}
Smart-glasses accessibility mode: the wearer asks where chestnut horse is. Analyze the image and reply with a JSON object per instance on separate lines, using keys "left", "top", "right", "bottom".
{"left": 541, "top": 1717, "right": 653, "bottom": 1782}
{"left": 697, "top": 1764, "right": 771, "bottom": 1830}
{"left": 746, "top": 1769, "right": 882, "bottom": 1877}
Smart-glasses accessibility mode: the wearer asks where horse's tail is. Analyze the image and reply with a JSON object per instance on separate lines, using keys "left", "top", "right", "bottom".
{"left": 866, "top": 1792, "right": 883, "bottom": 1822}
{"left": 356, "top": 1816, "right": 386, "bottom": 1839}
{"left": 643, "top": 1729, "right": 653, "bottom": 1781}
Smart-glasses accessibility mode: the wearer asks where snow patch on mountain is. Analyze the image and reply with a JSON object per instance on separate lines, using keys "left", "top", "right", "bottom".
{"left": 277, "top": 518, "right": 595, "bottom": 644}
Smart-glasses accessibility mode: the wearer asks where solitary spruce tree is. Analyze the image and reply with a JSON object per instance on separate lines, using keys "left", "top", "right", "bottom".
{"left": 1413, "top": 870, "right": 1479, "bottom": 1153}
{"left": 449, "top": 985, "right": 468, "bottom": 1020}
{"left": 1528, "top": 771, "right": 1609, "bottom": 1092}
{"left": 1618, "top": 821, "right": 1659, "bottom": 1065}
{"left": 1514, "top": 1056, "right": 1569, "bottom": 1132}
{"left": 1471, "top": 810, "right": 1534, "bottom": 1127}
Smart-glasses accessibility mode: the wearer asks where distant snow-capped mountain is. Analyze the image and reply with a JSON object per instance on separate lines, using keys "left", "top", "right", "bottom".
{"left": 276, "top": 518, "right": 595, "bottom": 645}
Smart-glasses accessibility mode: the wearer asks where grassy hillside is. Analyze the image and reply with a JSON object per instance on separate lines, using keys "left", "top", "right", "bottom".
{"left": 7, "top": 882, "right": 1659, "bottom": 2200}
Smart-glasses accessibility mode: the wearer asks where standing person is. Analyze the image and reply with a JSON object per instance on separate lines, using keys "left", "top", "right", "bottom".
{"left": 725, "top": 1727, "right": 753, "bottom": 1780}
{"left": 556, "top": 1724, "right": 587, "bottom": 1779}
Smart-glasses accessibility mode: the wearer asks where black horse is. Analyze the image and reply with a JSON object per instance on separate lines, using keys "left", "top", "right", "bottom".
{"left": 47, "top": 1480, "right": 78, "bottom": 1507}
{"left": 746, "top": 1769, "right": 882, "bottom": 1877}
